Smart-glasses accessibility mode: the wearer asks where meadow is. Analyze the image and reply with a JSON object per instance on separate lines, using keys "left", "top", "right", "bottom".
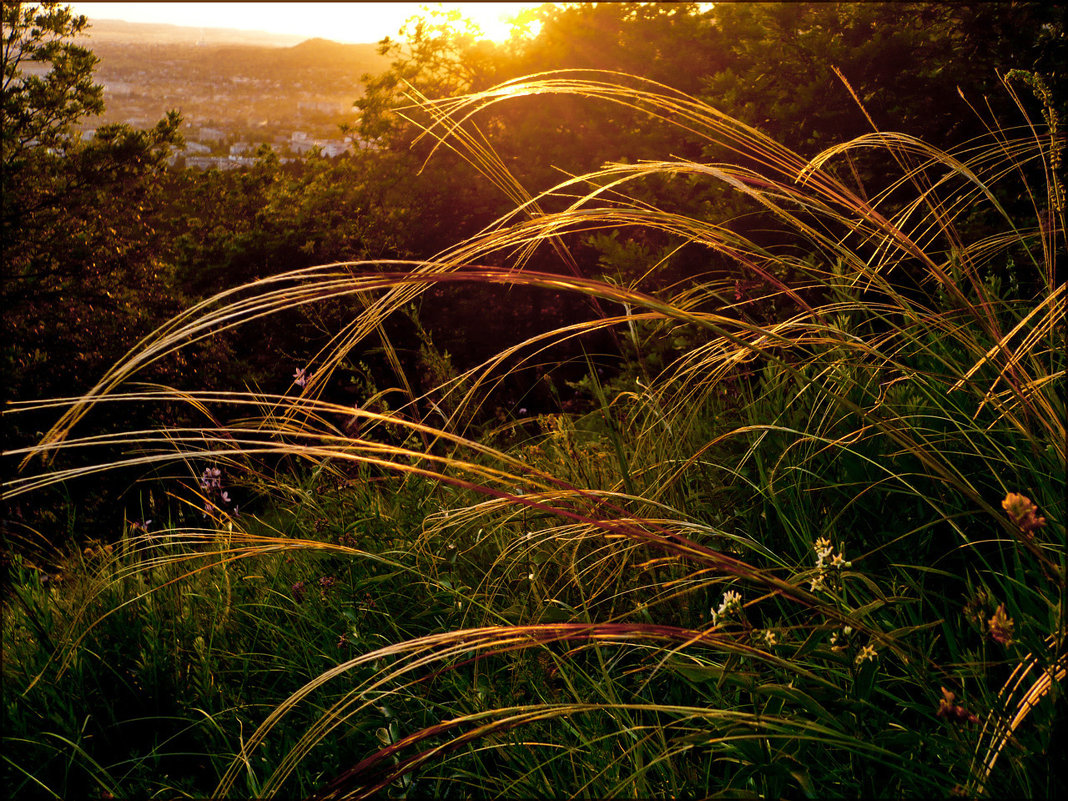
{"left": 3, "top": 69, "right": 1065, "bottom": 799}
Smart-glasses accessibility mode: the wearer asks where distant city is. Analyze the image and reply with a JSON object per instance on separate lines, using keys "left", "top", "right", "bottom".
{"left": 75, "top": 18, "right": 392, "bottom": 168}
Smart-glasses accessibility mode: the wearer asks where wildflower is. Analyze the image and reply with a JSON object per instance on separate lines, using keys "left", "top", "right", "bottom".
{"left": 937, "top": 687, "right": 979, "bottom": 725}
{"left": 200, "top": 467, "right": 222, "bottom": 492}
{"left": 809, "top": 575, "right": 825, "bottom": 593}
{"left": 831, "top": 552, "right": 849, "bottom": 569}
{"left": 753, "top": 629, "right": 777, "bottom": 647}
{"left": 711, "top": 589, "right": 743, "bottom": 624}
{"left": 319, "top": 575, "right": 337, "bottom": 590}
{"left": 199, "top": 466, "right": 235, "bottom": 515}
{"left": 855, "top": 644, "right": 878, "bottom": 664}
{"left": 527, "top": 571, "right": 536, "bottom": 581}
{"left": 988, "top": 603, "right": 1015, "bottom": 646}
{"left": 337, "top": 633, "right": 349, "bottom": 649}
{"left": 830, "top": 626, "right": 853, "bottom": 651}
{"left": 291, "top": 581, "right": 306, "bottom": 603}
{"left": 293, "top": 367, "right": 308, "bottom": 387}
{"left": 1001, "top": 492, "right": 1047, "bottom": 535}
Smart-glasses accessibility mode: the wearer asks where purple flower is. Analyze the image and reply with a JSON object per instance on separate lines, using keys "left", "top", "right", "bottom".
{"left": 293, "top": 367, "right": 308, "bottom": 388}
{"left": 200, "top": 467, "right": 222, "bottom": 492}
{"left": 291, "top": 581, "right": 306, "bottom": 603}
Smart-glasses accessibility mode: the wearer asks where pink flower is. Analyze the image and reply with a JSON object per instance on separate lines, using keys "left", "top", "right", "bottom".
{"left": 293, "top": 367, "right": 308, "bottom": 388}
{"left": 988, "top": 604, "right": 1015, "bottom": 646}
{"left": 1001, "top": 492, "right": 1047, "bottom": 536}
{"left": 937, "top": 687, "right": 979, "bottom": 725}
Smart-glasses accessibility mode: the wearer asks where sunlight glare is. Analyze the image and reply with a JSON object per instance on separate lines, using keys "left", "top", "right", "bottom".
{"left": 440, "top": 3, "right": 542, "bottom": 43}
{"left": 67, "top": 3, "right": 544, "bottom": 46}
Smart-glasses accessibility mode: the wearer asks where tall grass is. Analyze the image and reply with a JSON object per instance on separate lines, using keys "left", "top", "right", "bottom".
{"left": 3, "top": 70, "right": 1064, "bottom": 798}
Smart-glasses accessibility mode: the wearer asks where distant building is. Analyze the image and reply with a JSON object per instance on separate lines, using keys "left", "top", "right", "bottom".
{"left": 229, "top": 142, "right": 251, "bottom": 155}
{"left": 298, "top": 99, "right": 347, "bottom": 114}
{"left": 317, "top": 140, "right": 351, "bottom": 158}
{"left": 185, "top": 155, "right": 249, "bottom": 171}
{"left": 198, "top": 127, "right": 226, "bottom": 142}
{"left": 185, "top": 155, "right": 225, "bottom": 170}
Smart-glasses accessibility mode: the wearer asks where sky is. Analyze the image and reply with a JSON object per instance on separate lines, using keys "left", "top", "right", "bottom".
{"left": 66, "top": 3, "right": 542, "bottom": 44}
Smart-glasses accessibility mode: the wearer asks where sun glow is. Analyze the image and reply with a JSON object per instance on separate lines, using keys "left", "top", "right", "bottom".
{"left": 66, "top": 3, "right": 544, "bottom": 46}
{"left": 444, "top": 3, "right": 542, "bottom": 43}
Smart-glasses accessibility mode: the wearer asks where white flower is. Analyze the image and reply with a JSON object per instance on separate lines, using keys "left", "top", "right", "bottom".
{"left": 856, "top": 644, "right": 878, "bottom": 664}
{"left": 713, "top": 590, "right": 743, "bottom": 623}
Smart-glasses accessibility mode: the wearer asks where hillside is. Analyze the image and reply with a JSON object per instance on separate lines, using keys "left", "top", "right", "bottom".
{"left": 77, "top": 24, "right": 391, "bottom": 146}
{"left": 75, "top": 16, "right": 310, "bottom": 46}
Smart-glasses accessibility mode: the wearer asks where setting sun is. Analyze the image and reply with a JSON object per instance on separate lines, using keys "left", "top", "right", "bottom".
{"left": 66, "top": 2, "right": 544, "bottom": 44}
{"left": 437, "top": 3, "right": 542, "bottom": 42}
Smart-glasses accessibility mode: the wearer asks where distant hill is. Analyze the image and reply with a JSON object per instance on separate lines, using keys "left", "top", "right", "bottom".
{"left": 67, "top": 18, "right": 394, "bottom": 146}
{"left": 288, "top": 37, "right": 387, "bottom": 68}
{"left": 77, "top": 18, "right": 390, "bottom": 77}
{"left": 78, "top": 17, "right": 326, "bottom": 47}
{"left": 208, "top": 37, "right": 388, "bottom": 73}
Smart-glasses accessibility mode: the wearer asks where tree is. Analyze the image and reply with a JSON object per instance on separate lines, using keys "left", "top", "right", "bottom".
{"left": 1, "top": 1, "right": 101, "bottom": 165}
{"left": 2, "top": 2, "right": 184, "bottom": 396}
{"left": 701, "top": 2, "right": 1065, "bottom": 155}
{"left": 2, "top": 3, "right": 188, "bottom": 542}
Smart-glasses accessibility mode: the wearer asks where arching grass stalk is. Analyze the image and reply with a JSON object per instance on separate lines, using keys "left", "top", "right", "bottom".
{"left": 3, "top": 71, "right": 1063, "bottom": 798}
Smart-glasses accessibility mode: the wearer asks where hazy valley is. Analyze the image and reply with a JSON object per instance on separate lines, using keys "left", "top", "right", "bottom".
{"left": 75, "top": 18, "right": 391, "bottom": 164}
